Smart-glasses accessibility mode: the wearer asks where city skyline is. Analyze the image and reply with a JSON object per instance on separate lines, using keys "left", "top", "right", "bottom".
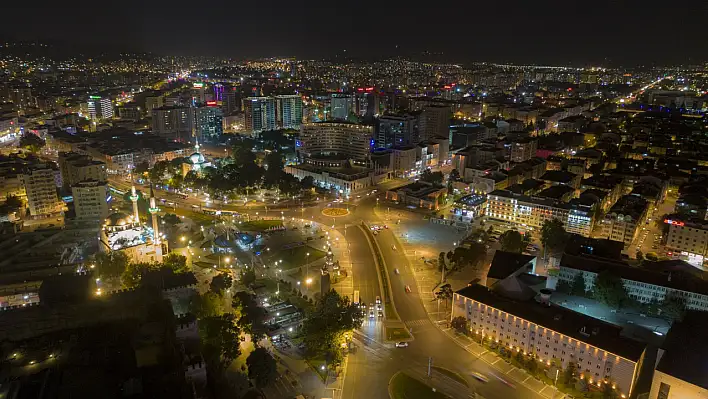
{"left": 2, "top": 0, "right": 705, "bottom": 66}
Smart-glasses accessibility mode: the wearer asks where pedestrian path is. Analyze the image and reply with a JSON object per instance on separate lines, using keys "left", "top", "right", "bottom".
{"left": 404, "top": 319, "right": 430, "bottom": 327}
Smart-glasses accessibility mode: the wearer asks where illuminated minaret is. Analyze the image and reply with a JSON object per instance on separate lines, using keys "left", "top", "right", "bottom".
{"left": 129, "top": 176, "right": 140, "bottom": 224}
{"left": 148, "top": 184, "right": 160, "bottom": 244}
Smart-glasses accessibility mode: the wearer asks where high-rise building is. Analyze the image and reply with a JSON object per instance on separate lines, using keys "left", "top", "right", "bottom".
{"left": 72, "top": 180, "right": 110, "bottom": 221}
{"left": 87, "top": 96, "right": 114, "bottom": 120}
{"left": 151, "top": 106, "right": 194, "bottom": 142}
{"left": 222, "top": 91, "right": 240, "bottom": 115}
{"left": 275, "top": 95, "right": 303, "bottom": 130}
{"left": 244, "top": 97, "right": 276, "bottom": 135}
{"left": 418, "top": 105, "right": 451, "bottom": 141}
{"left": 298, "top": 122, "right": 373, "bottom": 161}
{"left": 22, "top": 165, "right": 60, "bottom": 217}
{"left": 376, "top": 115, "right": 418, "bottom": 148}
{"left": 144, "top": 94, "right": 164, "bottom": 116}
{"left": 9, "top": 86, "right": 34, "bottom": 110}
{"left": 58, "top": 152, "right": 107, "bottom": 191}
{"left": 213, "top": 84, "right": 224, "bottom": 102}
{"left": 330, "top": 94, "right": 354, "bottom": 121}
{"left": 191, "top": 82, "right": 206, "bottom": 105}
{"left": 194, "top": 104, "right": 223, "bottom": 143}
{"left": 356, "top": 91, "right": 379, "bottom": 119}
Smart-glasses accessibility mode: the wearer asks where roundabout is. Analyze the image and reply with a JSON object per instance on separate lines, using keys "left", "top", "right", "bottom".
{"left": 322, "top": 207, "right": 350, "bottom": 217}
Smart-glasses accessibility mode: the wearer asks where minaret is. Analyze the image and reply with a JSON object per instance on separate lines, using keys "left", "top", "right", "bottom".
{"left": 129, "top": 175, "right": 140, "bottom": 224}
{"left": 148, "top": 184, "right": 160, "bottom": 244}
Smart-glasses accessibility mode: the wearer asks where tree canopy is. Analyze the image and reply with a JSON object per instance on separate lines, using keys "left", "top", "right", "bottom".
{"left": 246, "top": 347, "right": 278, "bottom": 388}
{"left": 420, "top": 168, "right": 444, "bottom": 185}
{"left": 541, "top": 218, "right": 567, "bottom": 255}
{"left": 199, "top": 313, "right": 241, "bottom": 368}
{"left": 499, "top": 230, "right": 530, "bottom": 253}
{"left": 592, "top": 270, "right": 628, "bottom": 308}
{"left": 19, "top": 133, "right": 45, "bottom": 153}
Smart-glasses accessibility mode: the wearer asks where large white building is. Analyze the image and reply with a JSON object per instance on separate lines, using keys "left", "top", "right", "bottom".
{"left": 244, "top": 97, "right": 277, "bottom": 135}
{"left": 87, "top": 96, "right": 113, "bottom": 120}
{"left": 275, "top": 95, "right": 303, "bottom": 130}
{"left": 453, "top": 284, "right": 645, "bottom": 397}
{"left": 557, "top": 253, "right": 708, "bottom": 311}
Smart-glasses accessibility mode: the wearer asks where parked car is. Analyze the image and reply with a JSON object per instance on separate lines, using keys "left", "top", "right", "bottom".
{"left": 395, "top": 342, "right": 408, "bottom": 348}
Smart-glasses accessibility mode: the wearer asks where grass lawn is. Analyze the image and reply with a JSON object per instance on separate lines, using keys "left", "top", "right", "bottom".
{"left": 266, "top": 245, "right": 326, "bottom": 271}
{"left": 238, "top": 219, "right": 284, "bottom": 232}
{"left": 389, "top": 372, "right": 450, "bottom": 399}
{"left": 385, "top": 326, "right": 411, "bottom": 341}
{"left": 431, "top": 366, "right": 468, "bottom": 387}
{"left": 385, "top": 303, "right": 398, "bottom": 320}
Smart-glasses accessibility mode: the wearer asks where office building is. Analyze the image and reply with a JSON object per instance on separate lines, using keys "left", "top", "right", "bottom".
{"left": 485, "top": 189, "right": 594, "bottom": 237}
{"left": 87, "top": 96, "right": 113, "bottom": 120}
{"left": 376, "top": 115, "right": 418, "bottom": 148}
{"left": 330, "top": 94, "right": 354, "bottom": 121}
{"left": 194, "top": 104, "right": 223, "bottom": 143}
{"left": 58, "top": 152, "right": 107, "bottom": 191}
{"left": 418, "top": 105, "right": 451, "bottom": 141}
{"left": 151, "top": 106, "right": 193, "bottom": 142}
{"left": 664, "top": 217, "right": 708, "bottom": 267}
{"left": 72, "top": 180, "right": 110, "bottom": 221}
{"left": 244, "top": 97, "right": 276, "bottom": 135}
{"left": 22, "top": 165, "right": 60, "bottom": 217}
{"left": 356, "top": 91, "right": 379, "bottom": 119}
{"left": 297, "top": 122, "right": 373, "bottom": 161}
{"left": 275, "top": 95, "right": 303, "bottom": 130}
{"left": 222, "top": 91, "right": 240, "bottom": 115}
{"left": 600, "top": 195, "right": 649, "bottom": 249}
{"left": 453, "top": 284, "right": 645, "bottom": 398}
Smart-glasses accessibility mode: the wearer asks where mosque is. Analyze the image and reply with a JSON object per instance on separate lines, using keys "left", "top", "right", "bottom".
{"left": 181, "top": 138, "right": 211, "bottom": 176}
{"left": 99, "top": 182, "right": 164, "bottom": 263}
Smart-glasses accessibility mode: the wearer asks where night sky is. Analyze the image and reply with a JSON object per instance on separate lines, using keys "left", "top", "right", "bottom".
{"left": 2, "top": 0, "right": 704, "bottom": 65}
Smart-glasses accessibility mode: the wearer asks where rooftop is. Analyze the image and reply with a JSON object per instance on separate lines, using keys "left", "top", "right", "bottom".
{"left": 607, "top": 195, "right": 648, "bottom": 220}
{"left": 656, "top": 311, "right": 708, "bottom": 390}
{"left": 488, "top": 251, "right": 536, "bottom": 280}
{"left": 455, "top": 284, "right": 646, "bottom": 361}
{"left": 540, "top": 170, "right": 578, "bottom": 184}
{"left": 581, "top": 174, "right": 624, "bottom": 190}
{"left": 537, "top": 185, "right": 575, "bottom": 200}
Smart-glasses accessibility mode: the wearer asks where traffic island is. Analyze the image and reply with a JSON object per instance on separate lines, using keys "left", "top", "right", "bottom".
{"left": 384, "top": 320, "right": 412, "bottom": 342}
{"left": 322, "top": 208, "right": 350, "bottom": 217}
{"left": 388, "top": 372, "right": 450, "bottom": 399}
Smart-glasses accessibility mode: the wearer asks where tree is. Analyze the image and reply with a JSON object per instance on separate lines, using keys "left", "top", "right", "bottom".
{"left": 4, "top": 195, "right": 23, "bottom": 211}
{"left": 449, "top": 243, "right": 487, "bottom": 272}
{"left": 645, "top": 252, "right": 659, "bottom": 262}
{"left": 562, "top": 361, "right": 577, "bottom": 386}
{"left": 555, "top": 279, "right": 571, "bottom": 293}
{"left": 246, "top": 347, "right": 278, "bottom": 388}
{"left": 191, "top": 291, "right": 224, "bottom": 318}
{"left": 163, "top": 253, "right": 188, "bottom": 273}
{"left": 570, "top": 273, "right": 587, "bottom": 297}
{"left": 199, "top": 314, "right": 241, "bottom": 367}
{"left": 468, "top": 228, "right": 489, "bottom": 244}
{"left": 240, "top": 267, "right": 256, "bottom": 287}
{"left": 210, "top": 273, "right": 234, "bottom": 294}
{"left": 302, "top": 289, "right": 363, "bottom": 364}
{"left": 449, "top": 169, "right": 461, "bottom": 182}
{"left": 659, "top": 294, "right": 686, "bottom": 321}
{"left": 233, "top": 292, "right": 268, "bottom": 341}
{"left": 451, "top": 316, "right": 468, "bottom": 333}
{"left": 593, "top": 270, "right": 628, "bottom": 308}
{"left": 499, "top": 230, "right": 525, "bottom": 253}
{"left": 95, "top": 251, "right": 129, "bottom": 279}
{"left": 540, "top": 218, "right": 567, "bottom": 257}
{"left": 435, "top": 284, "right": 453, "bottom": 308}
{"left": 420, "top": 168, "right": 444, "bottom": 185}
{"left": 635, "top": 250, "right": 644, "bottom": 261}
{"left": 301, "top": 175, "right": 315, "bottom": 190}
{"left": 19, "top": 133, "right": 45, "bottom": 153}
{"left": 162, "top": 213, "right": 181, "bottom": 226}
{"left": 121, "top": 262, "right": 157, "bottom": 288}
{"left": 134, "top": 161, "right": 150, "bottom": 176}
{"left": 438, "top": 252, "right": 447, "bottom": 273}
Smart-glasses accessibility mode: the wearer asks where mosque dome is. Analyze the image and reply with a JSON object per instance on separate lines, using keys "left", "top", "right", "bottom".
{"left": 105, "top": 212, "right": 132, "bottom": 227}
{"left": 189, "top": 152, "right": 205, "bottom": 165}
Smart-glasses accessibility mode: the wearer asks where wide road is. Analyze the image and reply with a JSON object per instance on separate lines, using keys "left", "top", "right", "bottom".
{"left": 346, "top": 198, "right": 553, "bottom": 399}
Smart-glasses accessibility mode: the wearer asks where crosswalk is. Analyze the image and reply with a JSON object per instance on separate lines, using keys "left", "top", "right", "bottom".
{"left": 405, "top": 319, "right": 431, "bottom": 327}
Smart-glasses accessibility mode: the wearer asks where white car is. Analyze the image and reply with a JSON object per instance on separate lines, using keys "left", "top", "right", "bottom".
{"left": 471, "top": 372, "right": 489, "bottom": 383}
{"left": 395, "top": 342, "right": 408, "bottom": 348}
{"left": 375, "top": 296, "right": 381, "bottom": 304}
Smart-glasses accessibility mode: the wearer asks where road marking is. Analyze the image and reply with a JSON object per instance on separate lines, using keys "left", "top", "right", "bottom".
{"left": 491, "top": 358, "right": 501, "bottom": 365}
{"left": 506, "top": 367, "right": 515, "bottom": 375}
{"left": 523, "top": 376, "right": 531, "bottom": 383}
{"left": 405, "top": 319, "right": 430, "bottom": 327}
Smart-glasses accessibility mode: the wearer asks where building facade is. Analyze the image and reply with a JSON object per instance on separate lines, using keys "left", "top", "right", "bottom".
{"left": 194, "top": 105, "right": 223, "bottom": 143}
{"left": 244, "top": 97, "right": 276, "bottom": 135}
{"left": 23, "top": 166, "right": 60, "bottom": 217}
{"left": 453, "top": 285, "right": 644, "bottom": 397}
{"left": 72, "top": 180, "right": 110, "bottom": 221}
{"left": 275, "top": 95, "right": 303, "bottom": 130}
{"left": 330, "top": 94, "right": 354, "bottom": 121}
{"left": 58, "top": 152, "right": 107, "bottom": 191}
{"left": 664, "top": 218, "right": 708, "bottom": 267}
{"left": 151, "top": 106, "right": 193, "bottom": 142}
{"left": 376, "top": 115, "right": 418, "bottom": 148}
{"left": 600, "top": 195, "right": 648, "bottom": 249}
{"left": 297, "top": 122, "right": 373, "bottom": 161}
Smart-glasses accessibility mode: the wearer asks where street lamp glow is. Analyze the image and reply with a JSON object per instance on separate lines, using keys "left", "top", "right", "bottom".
{"left": 306, "top": 278, "right": 313, "bottom": 284}
{"left": 180, "top": 236, "right": 186, "bottom": 242}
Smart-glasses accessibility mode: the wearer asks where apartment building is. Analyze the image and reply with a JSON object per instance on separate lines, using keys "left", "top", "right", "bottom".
{"left": 297, "top": 122, "right": 373, "bottom": 161}
{"left": 557, "top": 253, "right": 708, "bottom": 311}
{"left": 72, "top": 180, "right": 110, "bottom": 221}
{"left": 509, "top": 137, "right": 538, "bottom": 162}
{"left": 58, "top": 152, "right": 107, "bottom": 191}
{"left": 22, "top": 165, "right": 60, "bottom": 217}
{"left": 600, "top": 195, "right": 649, "bottom": 249}
{"left": 453, "top": 284, "right": 645, "bottom": 397}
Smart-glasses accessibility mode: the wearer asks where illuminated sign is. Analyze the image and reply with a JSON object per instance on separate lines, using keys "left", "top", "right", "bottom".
{"left": 206, "top": 101, "right": 217, "bottom": 107}
{"left": 444, "top": 85, "right": 451, "bottom": 89}
{"left": 89, "top": 95, "right": 101, "bottom": 99}
{"left": 357, "top": 87, "right": 375, "bottom": 93}
{"left": 664, "top": 219, "right": 685, "bottom": 226}
{"left": 192, "top": 82, "right": 204, "bottom": 88}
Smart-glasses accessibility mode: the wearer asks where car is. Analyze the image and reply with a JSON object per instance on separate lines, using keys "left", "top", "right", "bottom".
{"left": 395, "top": 268, "right": 400, "bottom": 274}
{"left": 375, "top": 296, "right": 381, "bottom": 304}
{"left": 378, "top": 311, "right": 383, "bottom": 318}
{"left": 391, "top": 245, "right": 397, "bottom": 250}
{"left": 369, "top": 311, "right": 375, "bottom": 318}
{"left": 372, "top": 231, "right": 378, "bottom": 236}
{"left": 471, "top": 372, "right": 489, "bottom": 383}
{"left": 369, "top": 303, "right": 375, "bottom": 309}
{"left": 395, "top": 342, "right": 408, "bottom": 348}
{"left": 377, "top": 303, "right": 382, "bottom": 311}
{"left": 384, "top": 225, "right": 388, "bottom": 229}
{"left": 405, "top": 285, "right": 411, "bottom": 293}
